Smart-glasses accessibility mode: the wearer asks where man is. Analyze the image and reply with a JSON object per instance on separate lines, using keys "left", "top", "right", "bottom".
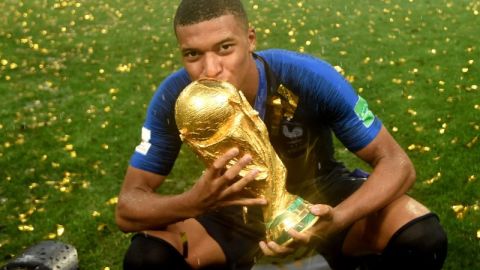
{"left": 115, "top": 0, "right": 447, "bottom": 269}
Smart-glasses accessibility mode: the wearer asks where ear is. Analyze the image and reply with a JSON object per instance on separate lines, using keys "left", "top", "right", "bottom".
{"left": 247, "top": 27, "right": 257, "bottom": 52}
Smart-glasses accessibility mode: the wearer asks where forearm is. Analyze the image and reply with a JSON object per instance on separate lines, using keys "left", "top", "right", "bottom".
{"left": 334, "top": 156, "right": 415, "bottom": 230}
{"left": 333, "top": 127, "right": 416, "bottom": 230}
{"left": 116, "top": 188, "right": 201, "bottom": 232}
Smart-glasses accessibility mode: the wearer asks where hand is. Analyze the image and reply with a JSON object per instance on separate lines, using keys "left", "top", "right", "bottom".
{"left": 259, "top": 204, "right": 336, "bottom": 257}
{"left": 187, "top": 148, "right": 267, "bottom": 213}
{"left": 289, "top": 204, "right": 336, "bottom": 246}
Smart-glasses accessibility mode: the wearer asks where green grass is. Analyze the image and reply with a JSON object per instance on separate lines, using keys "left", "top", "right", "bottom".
{"left": 0, "top": 0, "right": 478, "bottom": 269}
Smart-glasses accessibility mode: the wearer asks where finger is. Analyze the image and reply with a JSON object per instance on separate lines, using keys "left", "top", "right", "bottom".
{"left": 309, "top": 204, "right": 333, "bottom": 220}
{"left": 218, "top": 197, "right": 268, "bottom": 207}
{"left": 266, "top": 241, "right": 294, "bottom": 255}
{"left": 259, "top": 241, "right": 275, "bottom": 256}
{"left": 202, "top": 148, "right": 240, "bottom": 181}
{"left": 222, "top": 154, "right": 253, "bottom": 180}
{"left": 288, "top": 228, "right": 310, "bottom": 244}
{"left": 224, "top": 168, "right": 258, "bottom": 194}
{"left": 211, "top": 148, "right": 240, "bottom": 171}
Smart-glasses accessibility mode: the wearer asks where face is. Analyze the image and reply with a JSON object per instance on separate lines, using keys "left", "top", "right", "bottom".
{"left": 175, "top": 15, "right": 257, "bottom": 100}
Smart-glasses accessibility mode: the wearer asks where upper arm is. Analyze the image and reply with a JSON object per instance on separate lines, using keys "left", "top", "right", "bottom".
{"left": 115, "top": 166, "right": 168, "bottom": 231}
{"left": 261, "top": 50, "right": 382, "bottom": 151}
{"left": 129, "top": 70, "right": 190, "bottom": 175}
{"left": 121, "top": 165, "right": 166, "bottom": 194}
{"left": 355, "top": 126, "right": 415, "bottom": 177}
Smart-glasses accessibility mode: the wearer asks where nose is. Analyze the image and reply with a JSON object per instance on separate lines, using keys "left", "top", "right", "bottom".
{"left": 202, "top": 53, "right": 222, "bottom": 78}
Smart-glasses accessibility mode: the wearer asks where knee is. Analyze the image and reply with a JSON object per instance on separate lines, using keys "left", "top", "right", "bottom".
{"left": 382, "top": 213, "right": 448, "bottom": 269}
{"left": 123, "top": 233, "right": 191, "bottom": 270}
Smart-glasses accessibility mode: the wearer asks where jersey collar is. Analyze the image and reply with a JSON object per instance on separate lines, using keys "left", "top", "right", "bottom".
{"left": 253, "top": 55, "right": 268, "bottom": 120}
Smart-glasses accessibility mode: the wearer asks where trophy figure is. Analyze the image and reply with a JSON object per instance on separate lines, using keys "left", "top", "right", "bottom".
{"left": 174, "top": 79, "right": 318, "bottom": 245}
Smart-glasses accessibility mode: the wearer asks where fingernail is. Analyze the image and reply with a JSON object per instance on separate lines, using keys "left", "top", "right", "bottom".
{"left": 309, "top": 205, "right": 321, "bottom": 214}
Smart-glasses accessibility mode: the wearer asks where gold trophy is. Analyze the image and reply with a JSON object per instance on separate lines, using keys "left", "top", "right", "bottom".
{"left": 175, "top": 79, "right": 318, "bottom": 245}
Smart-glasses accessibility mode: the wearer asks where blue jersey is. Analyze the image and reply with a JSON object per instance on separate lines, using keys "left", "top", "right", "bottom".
{"left": 130, "top": 49, "right": 382, "bottom": 178}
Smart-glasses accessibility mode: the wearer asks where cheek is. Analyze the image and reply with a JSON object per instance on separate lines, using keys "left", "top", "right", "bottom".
{"left": 184, "top": 63, "right": 202, "bottom": 80}
{"left": 227, "top": 53, "right": 249, "bottom": 76}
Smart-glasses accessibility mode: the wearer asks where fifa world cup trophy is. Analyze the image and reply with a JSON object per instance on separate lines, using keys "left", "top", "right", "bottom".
{"left": 175, "top": 79, "right": 318, "bottom": 245}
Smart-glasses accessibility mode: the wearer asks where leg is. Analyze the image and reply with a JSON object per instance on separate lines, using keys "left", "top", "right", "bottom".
{"left": 123, "top": 205, "right": 265, "bottom": 270}
{"left": 379, "top": 212, "right": 447, "bottom": 269}
{"left": 123, "top": 232, "right": 193, "bottom": 270}
{"left": 342, "top": 195, "right": 447, "bottom": 270}
{"left": 314, "top": 168, "right": 447, "bottom": 269}
{"left": 123, "top": 219, "right": 227, "bottom": 269}
{"left": 343, "top": 195, "right": 431, "bottom": 254}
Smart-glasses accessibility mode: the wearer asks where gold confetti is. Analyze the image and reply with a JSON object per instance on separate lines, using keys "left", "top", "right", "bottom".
{"left": 109, "top": 88, "right": 119, "bottom": 94}
{"left": 452, "top": 204, "right": 464, "bottom": 213}
{"left": 106, "top": 197, "right": 118, "bottom": 205}
{"left": 57, "top": 224, "right": 65, "bottom": 236}
{"left": 0, "top": 239, "right": 9, "bottom": 248}
{"left": 29, "top": 183, "right": 39, "bottom": 189}
{"left": 333, "top": 65, "right": 345, "bottom": 75}
{"left": 424, "top": 172, "right": 441, "bottom": 185}
{"left": 65, "top": 144, "right": 74, "bottom": 151}
{"left": 97, "top": 223, "right": 107, "bottom": 231}
{"left": 116, "top": 63, "right": 132, "bottom": 73}
{"left": 18, "top": 225, "right": 34, "bottom": 232}
{"left": 82, "top": 181, "right": 91, "bottom": 189}
{"left": 466, "top": 136, "right": 478, "bottom": 148}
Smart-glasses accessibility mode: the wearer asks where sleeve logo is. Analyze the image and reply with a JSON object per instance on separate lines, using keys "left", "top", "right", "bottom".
{"left": 135, "top": 127, "right": 151, "bottom": 155}
{"left": 354, "top": 96, "right": 375, "bottom": 128}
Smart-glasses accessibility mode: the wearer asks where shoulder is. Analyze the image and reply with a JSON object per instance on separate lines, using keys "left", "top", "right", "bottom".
{"left": 257, "top": 49, "right": 344, "bottom": 86}
{"left": 144, "top": 69, "right": 191, "bottom": 128}
{"left": 152, "top": 69, "right": 191, "bottom": 104}
{"left": 257, "top": 49, "right": 333, "bottom": 71}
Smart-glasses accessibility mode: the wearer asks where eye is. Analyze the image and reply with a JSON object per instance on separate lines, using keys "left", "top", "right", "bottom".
{"left": 183, "top": 50, "right": 200, "bottom": 60}
{"left": 220, "top": 44, "right": 231, "bottom": 50}
{"left": 219, "top": 43, "right": 234, "bottom": 53}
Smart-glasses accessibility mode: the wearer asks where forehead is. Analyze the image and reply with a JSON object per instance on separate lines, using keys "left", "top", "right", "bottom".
{"left": 175, "top": 15, "right": 247, "bottom": 48}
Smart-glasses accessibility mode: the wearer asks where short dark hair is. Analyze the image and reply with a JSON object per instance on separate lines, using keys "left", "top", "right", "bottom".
{"left": 174, "top": 0, "right": 248, "bottom": 30}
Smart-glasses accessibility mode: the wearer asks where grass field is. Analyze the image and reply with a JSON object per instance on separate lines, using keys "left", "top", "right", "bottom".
{"left": 0, "top": 0, "right": 478, "bottom": 269}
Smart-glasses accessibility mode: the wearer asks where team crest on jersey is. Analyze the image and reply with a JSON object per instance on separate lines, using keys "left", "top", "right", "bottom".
{"left": 279, "top": 120, "right": 307, "bottom": 158}
{"left": 282, "top": 124, "right": 304, "bottom": 139}
{"left": 354, "top": 96, "right": 375, "bottom": 128}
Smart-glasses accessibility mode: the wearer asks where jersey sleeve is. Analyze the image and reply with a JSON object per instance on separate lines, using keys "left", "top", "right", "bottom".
{"left": 129, "top": 69, "right": 191, "bottom": 175}
{"left": 259, "top": 49, "right": 382, "bottom": 152}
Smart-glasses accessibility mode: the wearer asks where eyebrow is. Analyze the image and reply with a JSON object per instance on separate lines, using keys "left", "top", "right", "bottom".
{"left": 180, "top": 37, "right": 236, "bottom": 53}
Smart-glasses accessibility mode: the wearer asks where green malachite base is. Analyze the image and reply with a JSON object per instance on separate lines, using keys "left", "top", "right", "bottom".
{"left": 265, "top": 197, "right": 319, "bottom": 245}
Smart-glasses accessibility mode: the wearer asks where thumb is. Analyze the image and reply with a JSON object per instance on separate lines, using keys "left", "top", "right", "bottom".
{"left": 309, "top": 204, "right": 333, "bottom": 219}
